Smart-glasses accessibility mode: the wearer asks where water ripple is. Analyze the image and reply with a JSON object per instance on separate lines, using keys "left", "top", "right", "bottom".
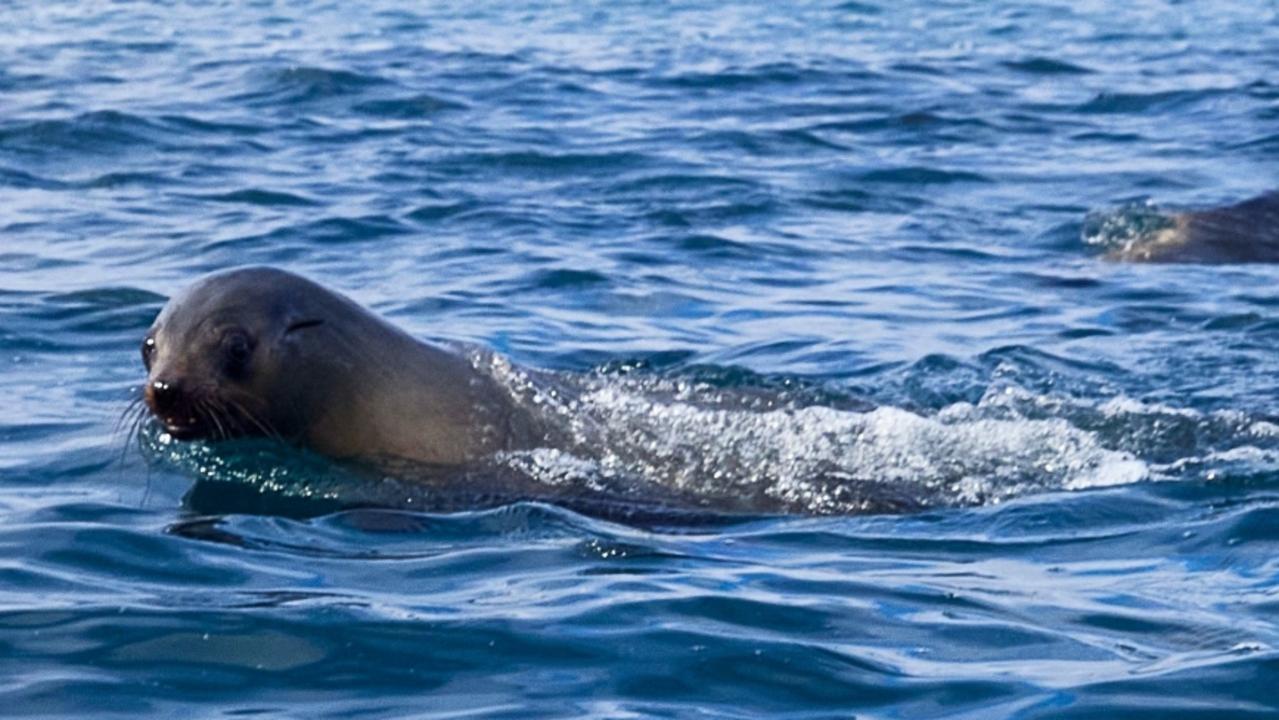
{"left": 3, "top": 0, "right": 1279, "bottom": 716}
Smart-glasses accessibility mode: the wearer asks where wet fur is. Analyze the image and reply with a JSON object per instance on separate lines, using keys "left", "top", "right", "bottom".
{"left": 141, "top": 267, "right": 545, "bottom": 466}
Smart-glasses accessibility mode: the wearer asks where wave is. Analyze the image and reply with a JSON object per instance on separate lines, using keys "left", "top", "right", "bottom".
{"left": 439, "top": 149, "right": 652, "bottom": 177}
{"left": 1000, "top": 57, "right": 1095, "bottom": 75}
{"left": 1073, "top": 89, "right": 1223, "bottom": 115}
{"left": 206, "top": 214, "right": 410, "bottom": 253}
{"left": 229, "top": 65, "right": 393, "bottom": 107}
{"left": 187, "top": 188, "right": 319, "bottom": 207}
{"left": 655, "top": 61, "right": 848, "bottom": 90}
{"left": 0, "top": 110, "right": 167, "bottom": 155}
{"left": 852, "top": 166, "right": 993, "bottom": 185}
{"left": 352, "top": 93, "right": 469, "bottom": 118}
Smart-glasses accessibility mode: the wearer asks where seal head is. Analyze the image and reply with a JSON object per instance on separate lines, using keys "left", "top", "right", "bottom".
{"left": 142, "top": 267, "right": 328, "bottom": 441}
{"left": 143, "top": 267, "right": 518, "bottom": 465}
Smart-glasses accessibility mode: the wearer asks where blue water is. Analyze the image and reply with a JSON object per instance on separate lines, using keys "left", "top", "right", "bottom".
{"left": 3, "top": 1, "right": 1279, "bottom": 716}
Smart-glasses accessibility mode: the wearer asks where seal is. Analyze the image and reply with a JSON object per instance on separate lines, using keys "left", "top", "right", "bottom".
{"left": 1108, "top": 191, "right": 1279, "bottom": 263}
{"left": 141, "top": 266, "right": 546, "bottom": 467}
{"left": 137, "top": 267, "right": 925, "bottom": 521}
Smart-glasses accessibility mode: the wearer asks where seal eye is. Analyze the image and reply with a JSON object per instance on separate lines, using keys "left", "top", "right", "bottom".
{"left": 285, "top": 318, "right": 324, "bottom": 334}
{"left": 221, "top": 331, "right": 254, "bottom": 381}
{"left": 141, "top": 337, "right": 156, "bottom": 371}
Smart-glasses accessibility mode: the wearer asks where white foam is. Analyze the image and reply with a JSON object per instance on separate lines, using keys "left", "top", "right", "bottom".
{"left": 488, "top": 368, "right": 1155, "bottom": 513}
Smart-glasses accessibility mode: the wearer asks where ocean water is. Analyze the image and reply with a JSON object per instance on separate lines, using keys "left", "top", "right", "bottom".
{"left": 3, "top": 1, "right": 1279, "bottom": 717}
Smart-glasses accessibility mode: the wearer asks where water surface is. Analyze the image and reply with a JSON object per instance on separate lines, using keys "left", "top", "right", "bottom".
{"left": 2, "top": 1, "right": 1278, "bottom": 717}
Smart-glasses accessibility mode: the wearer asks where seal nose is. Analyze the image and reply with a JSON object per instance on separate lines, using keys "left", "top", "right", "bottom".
{"left": 149, "top": 378, "right": 180, "bottom": 413}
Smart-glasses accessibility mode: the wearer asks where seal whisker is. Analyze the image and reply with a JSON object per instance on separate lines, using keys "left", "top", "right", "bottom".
{"left": 131, "top": 410, "right": 150, "bottom": 454}
{"left": 113, "top": 395, "right": 146, "bottom": 439}
{"left": 204, "top": 396, "right": 233, "bottom": 440}
{"left": 116, "top": 399, "right": 149, "bottom": 468}
{"left": 217, "top": 390, "right": 254, "bottom": 440}
{"left": 197, "top": 396, "right": 229, "bottom": 441}
{"left": 228, "top": 396, "right": 285, "bottom": 443}
{"left": 220, "top": 395, "right": 257, "bottom": 440}
{"left": 140, "top": 462, "right": 153, "bottom": 510}
{"left": 211, "top": 399, "right": 236, "bottom": 442}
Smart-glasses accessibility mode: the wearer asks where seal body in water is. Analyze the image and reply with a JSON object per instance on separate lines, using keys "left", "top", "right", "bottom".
{"left": 141, "top": 266, "right": 744, "bottom": 523}
{"left": 141, "top": 266, "right": 549, "bottom": 466}
{"left": 139, "top": 267, "right": 942, "bottom": 520}
{"left": 1108, "top": 191, "right": 1279, "bottom": 263}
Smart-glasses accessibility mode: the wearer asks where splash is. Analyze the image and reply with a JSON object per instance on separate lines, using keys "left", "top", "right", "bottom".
{"left": 481, "top": 353, "right": 1153, "bottom": 515}
{"left": 1080, "top": 199, "right": 1178, "bottom": 254}
{"left": 141, "top": 353, "right": 1278, "bottom": 518}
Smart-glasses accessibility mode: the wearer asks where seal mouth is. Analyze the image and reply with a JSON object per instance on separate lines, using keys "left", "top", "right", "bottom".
{"left": 150, "top": 395, "right": 276, "bottom": 443}
{"left": 144, "top": 378, "right": 268, "bottom": 442}
{"left": 161, "top": 417, "right": 209, "bottom": 440}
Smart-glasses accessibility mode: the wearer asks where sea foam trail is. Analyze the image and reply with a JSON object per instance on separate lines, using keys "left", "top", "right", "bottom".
{"left": 482, "top": 353, "right": 1152, "bottom": 514}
